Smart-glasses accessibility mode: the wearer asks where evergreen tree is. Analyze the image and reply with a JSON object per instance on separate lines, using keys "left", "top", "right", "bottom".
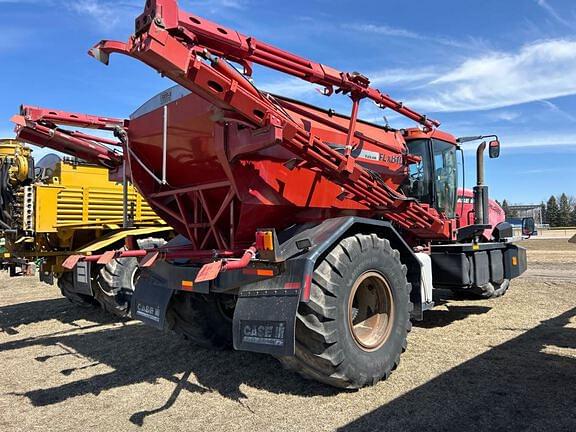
{"left": 558, "top": 193, "right": 571, "bottom": 227}
{"left": 547, "top": 195, "right": 560, "bottom": 227}
{"left": 571, "top": 205, "right": 576, "bottom": 227}
{"left": 540, "top": 201, "right": 547, "bottom": 225}
{"left": 502, "top": 199, "right": 511, "bottom": 218}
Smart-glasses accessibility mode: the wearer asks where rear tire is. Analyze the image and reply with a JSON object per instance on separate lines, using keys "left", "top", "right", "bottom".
{"left": 279, "top": 233, "right": 412, "bottom": 389}
{"left": 57, "top": 272, "right": 99, "bottom": 309}
{"left": 165, "top": 292, "right": 234, "bottom": 349}
{"left": 95, "top": 237, "right": 166, "bottom": 318}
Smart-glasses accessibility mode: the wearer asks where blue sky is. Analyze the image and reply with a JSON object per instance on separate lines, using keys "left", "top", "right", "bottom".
{"left": 1, "top": 0, "right": 575, "bottom": 204}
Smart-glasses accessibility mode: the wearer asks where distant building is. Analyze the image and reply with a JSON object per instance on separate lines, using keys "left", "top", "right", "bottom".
{"left": 509, "top": 205, "right": 543, "bottom": 225}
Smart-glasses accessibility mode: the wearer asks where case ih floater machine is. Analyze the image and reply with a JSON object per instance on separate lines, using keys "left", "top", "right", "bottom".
{"left": 25, "top": 0, "right": 530, "bottom": 388}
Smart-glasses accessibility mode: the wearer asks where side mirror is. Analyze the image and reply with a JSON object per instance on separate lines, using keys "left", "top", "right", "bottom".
{"left": 488, "top": 139, "right": 500, "bottom": 158}
{"left": 522, "top": 217, "right": 535, "bottom": 237}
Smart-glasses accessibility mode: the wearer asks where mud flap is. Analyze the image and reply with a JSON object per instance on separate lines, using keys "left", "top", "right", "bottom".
{"left": 72, "top": 261, "right": 93, "bottom": 296}
{"left": 233, "top": 290, "right": 300, "bottom": 356}
{"left": 131, "top": 268, "right": 174, "bottom": 330}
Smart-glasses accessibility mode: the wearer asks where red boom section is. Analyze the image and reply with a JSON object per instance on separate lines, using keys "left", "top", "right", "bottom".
{"left": 90, "top": 0, "right": 453, "bottom": 241}
{"left": 12, "top": 105, "right": 125, "bottom": 168}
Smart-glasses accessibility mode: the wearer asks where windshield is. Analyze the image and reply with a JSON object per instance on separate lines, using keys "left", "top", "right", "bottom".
{"left": 34, "top": 153, "right": 61, "bottom": 180}
{"left": 404, "top": 139, "right": 432, "bottom": 205}
{"left": 405, "top": 139, "right": 458, "bottom": 218}
{"left": 432, "top": 139, "right": 458, "bottom": 218}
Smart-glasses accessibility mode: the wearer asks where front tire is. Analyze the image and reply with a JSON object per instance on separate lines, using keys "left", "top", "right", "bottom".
{"left": 279, "top": 233, "right": 412, "bottom": 389}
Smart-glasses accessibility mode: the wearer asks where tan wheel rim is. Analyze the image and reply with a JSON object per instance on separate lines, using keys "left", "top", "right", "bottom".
{"left": 348, "top": 271, "right": 394, "bottom": 351}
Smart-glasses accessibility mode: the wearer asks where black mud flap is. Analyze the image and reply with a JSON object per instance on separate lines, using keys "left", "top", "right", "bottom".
{"left": 233, "top": 290, "right": 300, "bottom": 356}
{"left": 72, "top": 261, "right": 93, "bottom": 296}
{"left": 39, "top": 268, "right": 54, "bottom": 285}
{"left": 504, "top": 244, "right": 527, "bottom": 279}
{"left": 131, "top": 268, "right": 174, "bottom": 330}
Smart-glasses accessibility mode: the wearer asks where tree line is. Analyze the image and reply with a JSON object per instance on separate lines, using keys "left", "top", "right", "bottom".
{"left": 500, "top": 193, "right": 576, "bottom": 227}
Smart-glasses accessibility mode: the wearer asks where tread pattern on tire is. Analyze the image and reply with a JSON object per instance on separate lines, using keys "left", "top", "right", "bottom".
{"left": 95, "top": 237, "right": 166, "bottom": 317}
{"left": 57, "top": 272, "right": 99, "bottom": 309}
{"left": 279, "top": 233, "right": 412, "bottom": 389}
{"left": 165, "top": 293, "right": 233, "bottom": 350}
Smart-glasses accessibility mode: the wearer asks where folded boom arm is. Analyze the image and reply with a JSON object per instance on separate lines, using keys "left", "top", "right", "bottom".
{"left": 12, "top": 105, "right": 126, "bottom": 168}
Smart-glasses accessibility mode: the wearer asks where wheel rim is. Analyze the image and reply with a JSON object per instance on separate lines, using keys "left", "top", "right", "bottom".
{"left": 130, "top": 266, "right": 141, "bottom": 292}
{"left": 348, "top": 271, "right": 394, "bottom": 351}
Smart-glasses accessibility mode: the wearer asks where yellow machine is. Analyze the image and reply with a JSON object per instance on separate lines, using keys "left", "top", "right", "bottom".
{"left": 0, "top": 139, "right": 171, "bottom": 316}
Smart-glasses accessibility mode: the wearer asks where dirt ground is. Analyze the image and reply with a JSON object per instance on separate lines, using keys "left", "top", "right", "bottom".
{"left": 1, "top": 239, "right": 575, "bottom": 432}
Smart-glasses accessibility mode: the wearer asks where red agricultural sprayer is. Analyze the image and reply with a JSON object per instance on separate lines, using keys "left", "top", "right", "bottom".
{"left": 14, "top": 0, "right": 533, "bottom": 388}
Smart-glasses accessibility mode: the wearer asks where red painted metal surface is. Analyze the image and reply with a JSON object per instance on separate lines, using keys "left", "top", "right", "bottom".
{"left": 457, "top": 188, "right": 505, "bottom": 240}
{"left": 12, "top": 105, "right": 126, "bottom": 168}
{"left": 89, "top": 0, "right": 457, "bottom": 247}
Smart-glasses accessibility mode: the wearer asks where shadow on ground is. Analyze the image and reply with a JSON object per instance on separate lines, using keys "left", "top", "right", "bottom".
{"left": 0, "top": 298, "right": 339, "bottom": 426}
{"left": 0, "top": 297, "right": 119, "bottom": 335}
{"left": 2, "top": 297, "right": 575, "bottom": 430}
{"left": 339, "top": 307, "right": 576, "bottom": 431}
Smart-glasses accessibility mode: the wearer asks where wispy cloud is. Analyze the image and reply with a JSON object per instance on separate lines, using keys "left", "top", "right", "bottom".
{"left": 484, "top": 132, "right": 576, "bottom": 149}
{"left": 516, "top": 167, "right": 563, "bottom": 175}
{"left": 0, "top": 0, "right": 247, "bottom": 31}
{"left": 67, "top": 0, "right": 248, "bottom": 29}
{"left": 535, "top": 0, "right": 571, "bottom": 26}
{"left": 186, "top": 0, "right": 248, "bottom": 12}
{"left": 259, "top": 78, "right": 320, "bottom": 98}
{"left": 539, "top": 100, "right": 576, "bottom": 122}
{"left": 259, "top": 68, "right": 435, "bottom": 100}
{"left": 369, "top": 69, "right": 437, "bottom": 87}
{"left": 68, "top": 0, "right": 122, "bottom": 30}
{"left": 488, "top": 110, "right": 522, "bottom": 122}
{"left": 260, "top": 39, "right": 576, "bottom": 119}
{"left": 343, "top": 23, "right": 490, "bottom": 51}
{"left": 409, "top": 39, "right": 576, "bottom": 112}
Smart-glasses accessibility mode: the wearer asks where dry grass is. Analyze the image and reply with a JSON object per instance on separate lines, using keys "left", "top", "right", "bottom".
{"left": 1, "top": 240, "right": 575, "bottom": 432}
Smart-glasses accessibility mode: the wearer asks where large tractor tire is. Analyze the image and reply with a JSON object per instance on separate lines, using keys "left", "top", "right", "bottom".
{"left": 95, "top": 237, "right": 166, "bottom": 318}
{"left": 57, "top": 272, "right": 99, "bottom": 309}
{"left": 165, "top": 292, "right": 234, "bottom": 349}
{"left": 279, "top": 233, "right": 412, "bottom": 389}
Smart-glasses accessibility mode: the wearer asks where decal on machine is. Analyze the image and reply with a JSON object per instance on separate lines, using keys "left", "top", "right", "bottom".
{"left": 358, "top": 149, "right": 383, "bottom": 161}
{"left": 241, "top": 320, "right": 286, "bottom": 346}
{"left": 136, "top": 302, "right": 161, "bottom": 322}
{"left": 358, "top": 150, "right": 402, "bottom": 165}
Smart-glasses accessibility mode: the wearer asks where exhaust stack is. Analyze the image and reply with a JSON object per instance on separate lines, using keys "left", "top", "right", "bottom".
{"left": 474, "top": 142, "right": 489, "bottom": 225}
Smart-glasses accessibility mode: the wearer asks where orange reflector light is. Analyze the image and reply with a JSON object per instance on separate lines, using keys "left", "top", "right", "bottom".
{"left": 181, "top": 280, "right": 194, "bottom": 291}
{"left": 262, "top": 231, "right": 274, "bottom": 250}
{"left": 512, "top": 256, "right": 518, "bottom": 266}
{"left": 243, "top": 268, "right": 275, "bottom": 276}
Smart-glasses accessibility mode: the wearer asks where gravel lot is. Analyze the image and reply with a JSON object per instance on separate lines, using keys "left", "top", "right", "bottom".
{"left": 1, "top": 239, "right": 575, "bottom": 432}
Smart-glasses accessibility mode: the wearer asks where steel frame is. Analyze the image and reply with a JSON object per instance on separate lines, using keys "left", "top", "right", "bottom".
{"left": 90, "top": 0, "right": 452, "bottom": 240}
